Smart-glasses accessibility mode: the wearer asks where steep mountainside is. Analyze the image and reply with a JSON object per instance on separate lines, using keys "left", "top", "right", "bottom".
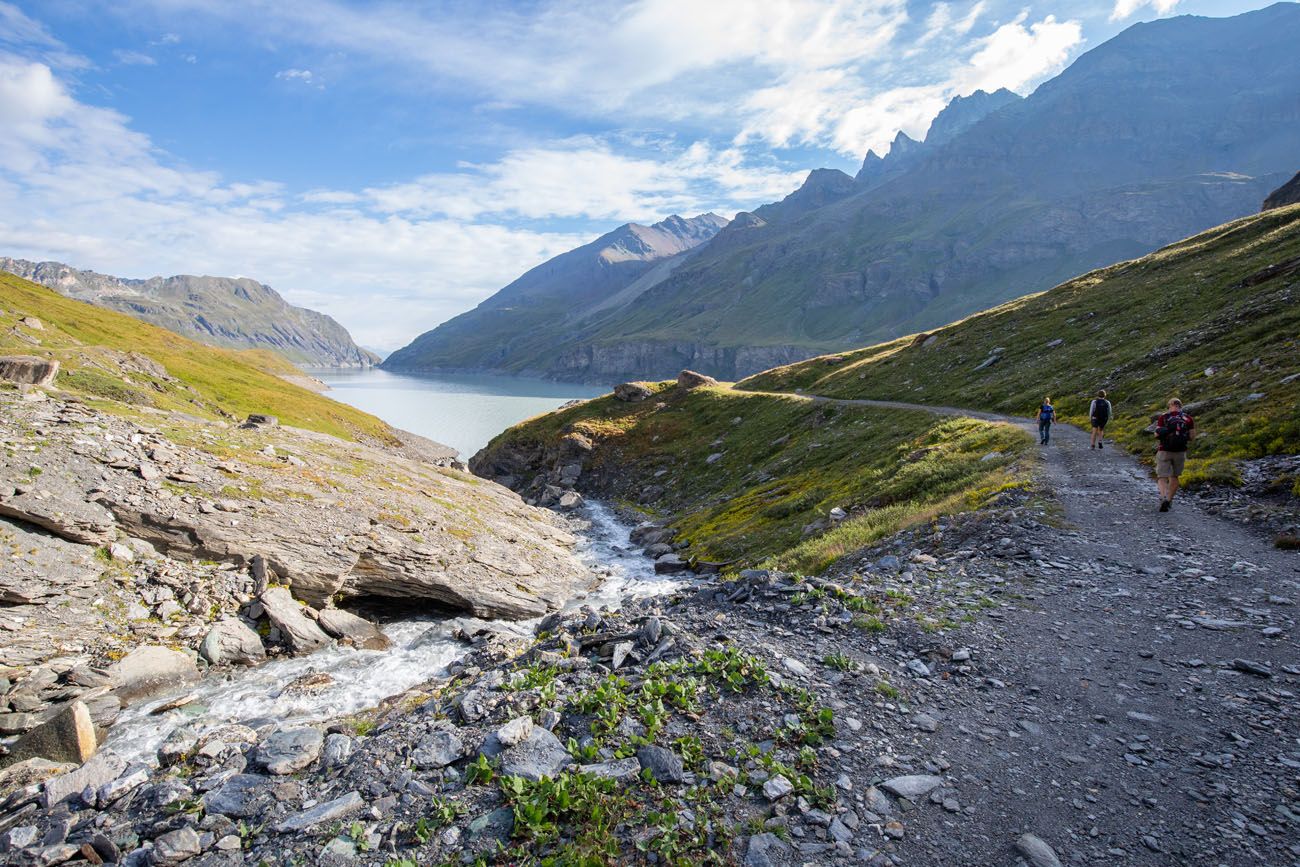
{"left": 382, "top": 213, "right": 727, "bottom": 375}
{"left": 390, "top": 5, "right": 1300, "bottom": 384}
{"left": 0, "top": 258, "right": 378, "bottom": 368}
{"left": 1263, "top": 171, "right": 1300, "bottom": 210}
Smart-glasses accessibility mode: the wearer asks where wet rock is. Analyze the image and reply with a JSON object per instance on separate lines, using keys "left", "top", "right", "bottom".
{"left": 198, "top": 619, "right": 266, "bottom": 666}
{"left": 316, "top": 608, "right": 392, "bottom": 651}
{"left": 275, "top": 790, "right": 364, "bottom": 832}
{"left": 637, "top": 745, "right": 684, "bottom": 783}
{"left": 654, "top": 553, "right": 690, "bottom": 574}
{"left": 108, "top": 646, "right": 199, "bottom": 706}
{"left": 499, "top": 726, "right": 570, "bottom": 781}
{"left": 259, "top": 587, "right": 330, "bottom": 654}
{"left": 255, "top": 727, "right": 322, "bottom": 775}
{"left": 0, "top": 700, "right": 96, "bottom": 767}
{"left": 1016, "top": 833, "right": 1063, "bottom": 867}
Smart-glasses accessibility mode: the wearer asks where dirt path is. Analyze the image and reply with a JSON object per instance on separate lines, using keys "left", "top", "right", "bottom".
{"left": 750, "top": 388, "right": 1300, "bottom": 865}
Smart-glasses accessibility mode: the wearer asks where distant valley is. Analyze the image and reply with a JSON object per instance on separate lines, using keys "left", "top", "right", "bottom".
{"left": 0, "top": 258, "right": 377, "bottom": 369}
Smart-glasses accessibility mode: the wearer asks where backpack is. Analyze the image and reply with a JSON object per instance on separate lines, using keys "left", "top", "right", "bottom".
{"left": 1039, "top": 404, "right": 1053, "bottom": 421}
{"left": 1092, "top": 399, "right": 1111, "bottom": 421}
{"left": 1158, "top": 411, "right": 1191, "bottom": 451}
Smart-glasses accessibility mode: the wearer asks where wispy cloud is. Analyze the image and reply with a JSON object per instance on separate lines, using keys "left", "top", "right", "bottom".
{"left": 1111, "top": 0, "right": 1181, "bottom": 23}
{"left": 275, "top": 67, "right": 321, "bottom": 88}
{"left": 113, "top": 49, "right": 157, "bottom": 66}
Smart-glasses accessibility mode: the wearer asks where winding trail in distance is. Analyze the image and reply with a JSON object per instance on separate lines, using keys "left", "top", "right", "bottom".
{"left": 739, "top": 386, "right": 1300, "bottom": 865}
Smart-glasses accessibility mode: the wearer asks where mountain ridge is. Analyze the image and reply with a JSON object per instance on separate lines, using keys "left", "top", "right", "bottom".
{"left": 385, "top": 4, "right": 1300, "bottom": 384}
{"left": 0, "top": 257, "right": 378, "bottom": 369}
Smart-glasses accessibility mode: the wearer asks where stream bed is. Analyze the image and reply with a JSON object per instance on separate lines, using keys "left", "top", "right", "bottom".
{"left": 104, "top": 502, "right": 681, "bottom": 766}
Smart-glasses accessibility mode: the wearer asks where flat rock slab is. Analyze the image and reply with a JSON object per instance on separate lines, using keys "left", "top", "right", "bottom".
{"left": 43, "top": 751, "right": 126, "bottom": 807}
{"left": 498, "top": 726, "right": 570, "bottom": 781}
{"left": 276, "top": 790, "right": 364, "bottom": 832}
{"left": 0, "top": 356, "right": 59, "bottom": 387}
{"left": 256, "top": 727, "right": 323, "bottom": 775}
{"left": 0, "top": 474, "right": 116, "bottom": 546}
{"left": 108, "top": 646, "right": 199, "bottom": 706}
{"left": 880, "top": 774, "right": 943, "bottom": 800}
{"left": 260, "top": 587, "right": 330, "bottom": 654}
{"left": 202, "top": 774, "right": 273, "bottom": 818}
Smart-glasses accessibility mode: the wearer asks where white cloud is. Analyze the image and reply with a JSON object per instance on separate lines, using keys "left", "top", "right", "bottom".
{"left": 113, "top": 49, "right": 157, "bottom": 66}
{"left": 954, "top": 13, "right": 1082, "bottom": 94}
{"left": 275, "top": 68, "right": 320, "bottom": 87}
{"left": 1111, "top": 0, "right": 1181, "bottom": 23}
{"left": 0, "top": 53, "right": 796, "bottom": 351}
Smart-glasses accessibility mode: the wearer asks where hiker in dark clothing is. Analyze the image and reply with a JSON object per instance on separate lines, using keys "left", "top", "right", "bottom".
{"left": 1037, "top": 397, "right": 1056, "bottom": 445}
{"left": 1089, "top": 390, "right": 1112, "bottom": 449}
{"left": 1154, "top": 397, "right": 1195, "bottom": 512}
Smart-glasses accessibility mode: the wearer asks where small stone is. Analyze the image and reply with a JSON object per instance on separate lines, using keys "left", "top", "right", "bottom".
{"left": 913, "top": 712, "right": 939, "bottom": 732}
{"left": 881, "top": 775, "right": 942, "bottom": 800}
{"left": 906, "top": 659, "right": 931, "bottom": 677}
{"left": 782, "top": 657, "right": 811, "bottom": 678}
{"left": 637, "top": 744, "right": 685, "bottom": 784}
{"left": 745, "top": 832, "right": 792, "bottom": 867}
{"left": 1232, "top": 658, "right": 1272, "bottom": 677}
{"left": 413, "top": 730, "right": 464, "bottom": 768}
{"left": 579, "top": 757, "right": 641, "bottom": 781}
{"left": 497, "top": 716, "right": 534, "bottom": 747}
{"left": 152, "top": 826, "right": 201, "bottom": 863}
{"left": 1016, "top": 833, "right": 1062, "bottom": 867}
{"left": 256, "top": 727, "right": 322, "bottom": 775}
{"left": 108, "top": 542, "right": 134, "bottom": 563}
{"left": 763, "top": 775, "right": 795, "bottom": 800}
{"left": 275, "top": 791, "right": 364, "bottom": 832}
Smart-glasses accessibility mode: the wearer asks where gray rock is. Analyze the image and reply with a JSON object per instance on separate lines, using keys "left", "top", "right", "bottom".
{"left": 613, "top": 382, "right": 653, "bottom": 403}
{"left": 654, "top": 553, "right": 690, "bottom": 574}
{"left": 0, "top": 356, "right": 59, "bottom": 387}
{"left": 198, "top": 619, "right": 266, "bottom": 666}
{"left": 413, "top": 730, "right": 464, "bottom": 769}
{"left": 467, "top": 806, "right": 514, "bottom": 842}
{"left": 42, "top": 751, "right": 126, "bottom": 807}
{"left": 881, "top": 774, "right": 943, "bottom": 800}
{"left": 579, "top": 757, "right": 642, "bottom": 781}
{"left": 0, "top": 472, "right": 116, "bottom": 545}
{"left": 763, "top": 775, "right": 795, "bottom": 800}
{"left": 275, "top": 790, "right": 364, "bottom": 832}
{"left": 745, "top": 832, "right": 793, "bottom": 867}
{"left": 496, "top": 716, "right": 534, "bottom": 747}
{"left": 914, "top": 712, "right": 939, "bottom": 732}
{"left": 259, "top": 587, "right": 330, "bottom": 654}
{"left": 152, "top": 825, "right": 201, "bottom": 863}
{"left": 1015, "top": 833, "right": 1063, "bottom": 867}
{"left": 499, "top": 727, "right": 570, "bottom": 781}
{"left": 316, "top": 608, "right": 391, "bottom": 651}
{"left": 637, "top": 745, "right": 684, "bottom": 783}
{"left": 201, "top": 774, "right": 270, "bottom": 818}
{"left": 109, "top": 646, "right": 199, "bottom": 706}
{"left": 781, "top": 657, "right": 811, "bottom": 677}
{"left": 322, "top": 733, "right": 353, "bottom": 769}
{"left": 255, "top": 727, "right": 322, "bottom": 775}
{"left": 0, "top": 700, "right": 97, "bottom": 766}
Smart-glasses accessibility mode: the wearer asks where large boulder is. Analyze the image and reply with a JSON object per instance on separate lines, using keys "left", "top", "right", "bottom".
{"left": 0, "top": 700, "right": 96, "bottom": 767}
{"left": 0, "top": 356, "right": 59, "bottom": 387}
{"left": 316, "top": 608, "right": 391, "bottom": 651}
{"left": 259, "top": 587, "right": 330, "bottom": 654}
{"left": 199, "top": 619, "right": 267, "bottom": 665}
{"left": 108, "top": 646, "right": 199, "bottom": 706}
{"left": 676, "top": 369, "right": 718, "bottom": 389}
{"left": 613, "top": 381, "right": 654, "bottom": 403}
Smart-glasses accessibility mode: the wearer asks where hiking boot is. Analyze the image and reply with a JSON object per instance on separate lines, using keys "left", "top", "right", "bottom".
{"left": 1098, "top": 442, "right": 1103, "bottom": 449}
{"left": 1159, "top": 499, "right": 1171, "bottom": 512}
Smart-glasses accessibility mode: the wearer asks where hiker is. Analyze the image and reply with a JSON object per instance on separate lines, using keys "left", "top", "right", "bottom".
{"left": 1153, "top": 397, "right": 1195, "bottom": 512}
{"left": 1089, "top": 389, "right": 1112, "bottom": 449}
{"left": 1037, "top": 397, "right": 1056, "bottom": 445}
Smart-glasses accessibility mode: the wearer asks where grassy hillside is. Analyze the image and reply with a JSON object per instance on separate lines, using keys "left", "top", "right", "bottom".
{"left": 476, "top": 383, "right": 1031, "bottom": 574}
{"left": 0, "top": 272, "right": 394, "bottom": 443}
{"left": 741, "top": 205, "right": 1300, "bottom": 487}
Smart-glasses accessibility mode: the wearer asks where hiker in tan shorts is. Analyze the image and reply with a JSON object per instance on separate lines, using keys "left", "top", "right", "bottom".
{"left": 1153, "top": 398, "right": 1195, "bottom": 512}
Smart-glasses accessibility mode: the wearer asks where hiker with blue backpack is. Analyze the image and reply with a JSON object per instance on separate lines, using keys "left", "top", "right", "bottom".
{"left": 1037, "top": 397, "right": 1056, "bottom": 445}
{"left": 1154, "top": 397, "right": 1195, "bottom": 512}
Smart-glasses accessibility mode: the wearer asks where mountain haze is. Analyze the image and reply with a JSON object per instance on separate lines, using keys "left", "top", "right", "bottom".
{"left": 0, "top": 258, "right": 379, "bottom": 368}
{"left": 386, "top": 4, "right": 1300, "bottom": 383}
{"left": 382, "top": 213, "right": 727, "bottom": 374}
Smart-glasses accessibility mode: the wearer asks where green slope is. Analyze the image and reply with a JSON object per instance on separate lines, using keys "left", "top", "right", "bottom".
{"left": 741, "top": 205, "right": 1300, "bottom": 483}
{"left": 0, "top": 272, "right": 394, "bottom": 443}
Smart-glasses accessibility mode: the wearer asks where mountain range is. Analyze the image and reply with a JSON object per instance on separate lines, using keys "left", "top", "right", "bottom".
{"left": 384, "top": 3, "right": 1300, "bottom": 383}
{"left": 0, "top": 258, "right": 378, "bottom": 368}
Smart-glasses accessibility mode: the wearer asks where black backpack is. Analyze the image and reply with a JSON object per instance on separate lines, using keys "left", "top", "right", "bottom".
{"left": 1092, "top": 399, "right": 1111, "bottom": 421}
{"left": 1158, "top": 411, "right": 1191, "bottom": 451}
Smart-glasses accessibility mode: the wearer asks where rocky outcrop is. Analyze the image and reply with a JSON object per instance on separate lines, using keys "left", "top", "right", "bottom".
{"left": 0, "top": 355, "right": 59, "bottom": 387}
{"left": 676, "top": 369, "right": 718, "bottom": 389}
{"left": 0, "top": 473, "right": 116, "bottom": 545}
{"left": 0, "top": 259, "right": 379, "bottom": 368}
{"left": 613, "top": 382, "right": 653, "bottom": 402}
{"left": 1262, "top": 171, "right": 1300, "bottom": 211}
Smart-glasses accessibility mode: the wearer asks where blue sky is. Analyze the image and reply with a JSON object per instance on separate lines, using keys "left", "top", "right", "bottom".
{"left": 0, "top": 0, "right": 1275, "bottom": 351}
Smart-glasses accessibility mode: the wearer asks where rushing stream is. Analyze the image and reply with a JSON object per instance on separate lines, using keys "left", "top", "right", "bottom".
{"left": 104, "top": 502, "right": 682, "bottom": 766}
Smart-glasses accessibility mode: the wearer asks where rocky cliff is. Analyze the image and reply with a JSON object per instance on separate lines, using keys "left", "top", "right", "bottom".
{"left": 386, "top": 5, "right": 1300, "bottom": 384}
{"left": 0, "top": 258, "right": 379, "bottom": 368}
{"left": 1263, "top": 171, "right": 1300, "bottom": 211}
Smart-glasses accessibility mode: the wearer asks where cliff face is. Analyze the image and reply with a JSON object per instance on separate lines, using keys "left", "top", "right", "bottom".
{"left": 385, "top": 5, "right": 1300, "bottom": 385}
{"left": 1263, "top": 171, "right": 1300, "bottom": 211}
{"left": 0, "top": 258, "right": 378, "bottom": 368}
